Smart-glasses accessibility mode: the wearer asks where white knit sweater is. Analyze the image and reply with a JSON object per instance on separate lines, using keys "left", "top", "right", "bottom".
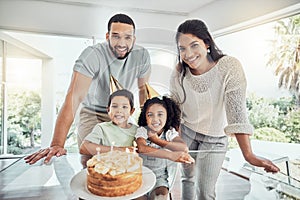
{"left": 170, "top": 56, "right": 253, "bottom": 137}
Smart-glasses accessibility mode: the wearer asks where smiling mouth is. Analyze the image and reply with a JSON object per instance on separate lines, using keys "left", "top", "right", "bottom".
{"left": 151, "top": 123, "right": 161, "bottom": 128}
{"left": 116, "top": 47, "right": 127, "bottom": 53}
{"left": 115, "top": 115, "right": 124, "bottom": 119}
{"left": 187, "top": 56, "right": 198, "bottom": 63}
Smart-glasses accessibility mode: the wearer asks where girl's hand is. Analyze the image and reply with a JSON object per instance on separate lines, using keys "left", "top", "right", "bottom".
{"left": 148, "top": 132, "right": 160, "bottom": 144}
{"left": 172, "top": 151, "right": 195, "bottom": 164}
{"left": 147, "top": 130, "right": 158, "bottom": 138}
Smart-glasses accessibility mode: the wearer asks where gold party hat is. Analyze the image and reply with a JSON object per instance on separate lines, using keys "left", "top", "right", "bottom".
{"left": 110, "top": 75, "right": 123, "bottom": 94}
{"left": 145, "top": 82, "right": 160, "bottom": 99}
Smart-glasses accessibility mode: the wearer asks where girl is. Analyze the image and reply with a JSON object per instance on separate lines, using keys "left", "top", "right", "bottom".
{"left": 136, "top": 96, "right": 194, "bottom": 200}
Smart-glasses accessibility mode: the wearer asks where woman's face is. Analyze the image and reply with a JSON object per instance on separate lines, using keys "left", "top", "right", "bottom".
{"left": 107, "top": 96, "right": 133, "bottom": 128}
{"left": 178, "top": 33, "right": 209, "bottom": 73}
{"left": 146, "top": 103, "right": 167, "bottom": 134}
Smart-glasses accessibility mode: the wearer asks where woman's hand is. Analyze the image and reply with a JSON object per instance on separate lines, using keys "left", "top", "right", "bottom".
{"left": 172, "top": 151, "right": 195, "bottom": 164}
{"left": 235, "top": 134, "right": 280, "bottom": 173}
{"left": 246, "top": 154, "right": 280, "bottom": 173}
{"left": 24, "top": 146, "right": 67, "bottom": 165}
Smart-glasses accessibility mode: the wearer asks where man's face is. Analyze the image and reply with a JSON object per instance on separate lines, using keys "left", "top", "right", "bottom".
{"left": 106, "top": 22, "right": 135, "bottom": 59}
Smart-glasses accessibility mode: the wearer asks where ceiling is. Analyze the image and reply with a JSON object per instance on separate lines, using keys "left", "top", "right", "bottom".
{"left": 1, "top": 0, "right": 299, "bottom": 44}
{"left": 37, "top": 0, "right": 216, "bottom": 16}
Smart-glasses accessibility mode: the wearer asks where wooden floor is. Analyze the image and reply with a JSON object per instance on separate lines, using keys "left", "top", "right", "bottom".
{"left": 170, "top": 168, "right": 250, "bottom": 200}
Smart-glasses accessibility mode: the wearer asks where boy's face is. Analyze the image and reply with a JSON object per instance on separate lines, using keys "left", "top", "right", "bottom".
{"left": 107, "top": 96, "right": 133, "bottom": 128}
{"left": 146, "top": 104, "right": 167, "bottom": 134}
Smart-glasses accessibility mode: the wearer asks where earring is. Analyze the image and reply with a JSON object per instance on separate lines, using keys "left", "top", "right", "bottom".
{"left": 207, "top": 48, "right": 210, "bottom": 54}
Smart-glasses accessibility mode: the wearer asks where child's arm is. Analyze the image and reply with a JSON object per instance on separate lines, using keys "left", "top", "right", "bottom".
{"left": 79, "top": 141, "right": 111, "bottom": 155}
{"left": 136, "top": 137, "right": 194, "bottom": 164}
{"left": 80, "top": 141, "right": 135, "bottom": 155}
{"left": 148, "top": 134, "right": 188, "bottom": 152}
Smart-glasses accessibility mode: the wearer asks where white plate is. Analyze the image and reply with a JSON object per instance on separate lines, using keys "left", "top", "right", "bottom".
{"left": 70, "top": 166, "right": 156, "bottom": 200}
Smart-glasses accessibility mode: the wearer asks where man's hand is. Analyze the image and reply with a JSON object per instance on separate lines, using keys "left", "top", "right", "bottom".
{"left": 24, "top": 146, "right": 67, "bottom": 165}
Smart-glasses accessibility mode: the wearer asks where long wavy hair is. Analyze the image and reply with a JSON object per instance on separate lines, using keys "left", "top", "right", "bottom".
{"left": 138, "top": 96, "right": 181, "bottom": 132}
{"left": 175, "top": 19, "right": 225, "bottom": 103}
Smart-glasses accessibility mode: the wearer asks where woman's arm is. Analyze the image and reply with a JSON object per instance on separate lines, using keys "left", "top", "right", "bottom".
{"left": 136, "top": 138, "right": 194, "bottom": 163}
{"left": 148, "top": 134, "right": 188, "bottom": 152}
{"left": 235, "top": 134, "right": 280, "bottom": 173}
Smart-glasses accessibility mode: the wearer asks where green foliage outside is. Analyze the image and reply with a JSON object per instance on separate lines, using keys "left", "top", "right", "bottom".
{"left": 267, "top": 14, "right": 300, "bottom": 105}
{"left": 229, "top": 94, "right": 300, "bottom": 149}
{"left": 247, "top": 94, "right": 300, "bottom": 143}
{"left": 0, "top": 90, "right": 42, "bottom": 154}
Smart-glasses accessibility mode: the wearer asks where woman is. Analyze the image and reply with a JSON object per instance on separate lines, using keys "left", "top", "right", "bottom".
{"left": 170, "top": 19, "right": 280, "bottom": 200}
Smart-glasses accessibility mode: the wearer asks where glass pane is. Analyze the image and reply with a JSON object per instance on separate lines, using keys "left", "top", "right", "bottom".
{"left": 215, "top": 14, "right": 300, "bottom": 195}
{"left": 6, "top": 57, "right": 42, "bottom": 155}
{"left": 1, "top": 31, "right": 93, "bottom": 155}
{"left": 0, "top": 40, "right": 3, "bottom": 155}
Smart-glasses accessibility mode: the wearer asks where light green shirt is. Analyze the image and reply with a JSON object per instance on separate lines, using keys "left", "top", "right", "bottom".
{"left": 84, "top": 121, "right": 138, "bottom": 146}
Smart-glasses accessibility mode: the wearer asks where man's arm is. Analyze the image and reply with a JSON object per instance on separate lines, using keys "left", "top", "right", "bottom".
{"left": 51, "top": 71, "right": 91, "bottom": 147}
{"left": 137, "top": 75, "right": 149, "bottom": 107}
{"left": 25, "top": 71, "right": 92, "bottom": 164}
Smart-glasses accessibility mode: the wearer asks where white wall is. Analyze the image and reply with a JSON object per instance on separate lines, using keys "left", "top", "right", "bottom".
{"left": 0, "top": 0, "right": 185, "bottom": 44}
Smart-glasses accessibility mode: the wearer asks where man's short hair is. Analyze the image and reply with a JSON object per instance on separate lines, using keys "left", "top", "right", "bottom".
{"left": 107, "top": 13, "right": 135, "bottom": 32}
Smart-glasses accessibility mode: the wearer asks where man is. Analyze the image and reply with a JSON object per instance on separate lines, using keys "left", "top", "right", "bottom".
{"left": 25, "top": 13, "right": 151, "bottom": 165}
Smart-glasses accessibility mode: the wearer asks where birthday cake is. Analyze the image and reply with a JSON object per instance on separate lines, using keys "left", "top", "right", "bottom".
{"left": 86, "top": 150, "right": 143, "bottom": 197}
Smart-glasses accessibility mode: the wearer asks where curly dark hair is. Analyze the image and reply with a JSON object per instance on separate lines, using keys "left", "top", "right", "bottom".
{"left": 138, "top": 96, "right": 181, "bottom": 132}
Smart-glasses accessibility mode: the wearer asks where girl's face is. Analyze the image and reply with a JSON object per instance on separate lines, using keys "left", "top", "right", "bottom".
{"left": 107, "top": 96, "right": 133, "bottom": 128}
{"left": 146, "top": 103, "right": 167, "bottom": 134}
{"left": 178, "top": 33, "right": 209, "bottom": 74}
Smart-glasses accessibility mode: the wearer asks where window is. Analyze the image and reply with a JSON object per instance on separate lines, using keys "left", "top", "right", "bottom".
{"left": 215, "top": 14, "right": 300, "bottom": 145}
{"left": 0, "top": 31, "right": 93, "bottom": 156}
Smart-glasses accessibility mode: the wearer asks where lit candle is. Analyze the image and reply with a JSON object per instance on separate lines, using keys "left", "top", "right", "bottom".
{"left": 133, "top": 141, "right": 138, "bottom": 154}
{"left": 110, "top": 141, "right": 115, "bottom": 152}
{"left": 96, "top": 147, "right": 101, "bottom": 161}
{"left": 125, "top": 148, "right": 130, "bottom": 165}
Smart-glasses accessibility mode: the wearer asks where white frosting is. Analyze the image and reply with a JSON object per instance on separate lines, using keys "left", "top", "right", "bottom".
{"left": 87, "top": 150, "right": 141, "bottom": 176}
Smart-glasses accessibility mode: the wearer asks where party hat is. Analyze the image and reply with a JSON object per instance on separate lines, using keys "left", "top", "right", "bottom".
{"left": 110, "top": 75, "right": 123, "bottom": 94}
{"left": 145, "top": 82, "right": 160, "bottom": 99}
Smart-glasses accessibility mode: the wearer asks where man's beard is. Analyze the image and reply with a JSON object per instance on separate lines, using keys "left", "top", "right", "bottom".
{"left": 108, "top": 41, "right": 132, "bottom": 60}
